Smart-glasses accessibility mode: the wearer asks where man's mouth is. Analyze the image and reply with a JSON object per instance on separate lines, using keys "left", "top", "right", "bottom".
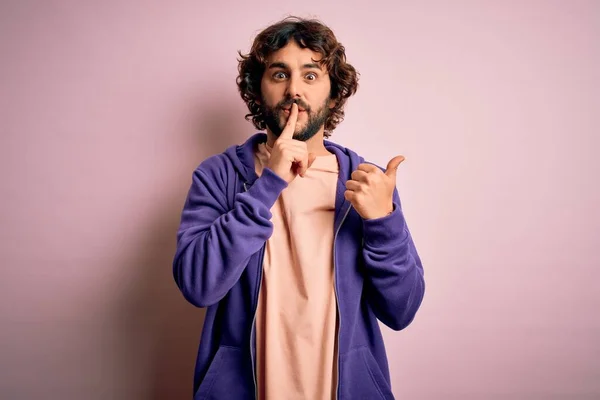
{"left": 282, "top": 106, "right": 306, "bottom": 112}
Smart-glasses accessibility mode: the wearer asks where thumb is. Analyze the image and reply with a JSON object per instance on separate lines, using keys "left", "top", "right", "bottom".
{"left": 384, "top": 155, "right": 405, "bottom": 178}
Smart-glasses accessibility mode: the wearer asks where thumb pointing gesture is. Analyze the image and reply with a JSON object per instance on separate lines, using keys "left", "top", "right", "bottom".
{"left": 344, "top": 154, "right": 405, "bottom": 220}
{"left": 384, "top": 155, "right": 405, "bottom": 180}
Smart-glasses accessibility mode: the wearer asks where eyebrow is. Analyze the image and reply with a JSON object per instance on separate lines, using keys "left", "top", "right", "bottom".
{"left": 267, "top": 61, "right": 322, "bottom": 70}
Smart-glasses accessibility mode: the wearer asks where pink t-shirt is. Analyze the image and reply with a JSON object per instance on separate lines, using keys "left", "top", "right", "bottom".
{"left": 254, "top": 142, "right": 339, "bottom": 400}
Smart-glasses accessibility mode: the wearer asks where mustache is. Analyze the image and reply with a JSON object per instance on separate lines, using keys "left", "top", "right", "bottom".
{"left": 277, "top": 98, "right": 310, "bottom": 112}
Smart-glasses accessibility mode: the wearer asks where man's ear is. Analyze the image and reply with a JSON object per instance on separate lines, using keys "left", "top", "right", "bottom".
{"left": 328, "top": 98, "right": 336, "bottom": 109}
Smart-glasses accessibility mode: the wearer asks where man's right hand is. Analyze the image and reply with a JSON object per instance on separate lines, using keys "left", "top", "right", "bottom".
{"left": 267, "top": 103, "right": 316, "bottom": 184}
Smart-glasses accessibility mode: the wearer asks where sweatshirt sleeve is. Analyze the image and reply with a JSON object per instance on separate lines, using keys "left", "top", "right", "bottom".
{"left": 173, "top": 157, "right": 287, "bottom": 307}
{"left": 361, "top": 187, "right": 425, "bottom": 331}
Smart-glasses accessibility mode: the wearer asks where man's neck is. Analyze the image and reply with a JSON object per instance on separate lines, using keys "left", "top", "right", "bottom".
{"left": 265, "top": 129, "right": 332, "bottom": 156}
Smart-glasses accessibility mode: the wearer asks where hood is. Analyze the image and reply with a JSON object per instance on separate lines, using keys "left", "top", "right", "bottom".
{"left": 224, "top": 132, "right": 365, "bottom": 185}
{"left": 224, "top": 132, "right": 366, "bottom": 230}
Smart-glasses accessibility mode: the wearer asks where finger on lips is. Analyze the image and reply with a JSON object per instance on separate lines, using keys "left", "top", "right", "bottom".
{"left": 281, "top": 103, "right": 298, "bottom": 139}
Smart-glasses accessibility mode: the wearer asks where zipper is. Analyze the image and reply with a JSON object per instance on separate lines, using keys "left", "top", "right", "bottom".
{"left": 333, "top": 205, "right": 352, "bottom": 400}
{"left": 245, "top": 181, "right": 265, "bottom": 400}
{"left": 250, "top": 245, "right": 266, "bottom": 399}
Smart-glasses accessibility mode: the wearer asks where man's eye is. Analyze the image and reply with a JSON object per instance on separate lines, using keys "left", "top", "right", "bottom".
{"left": 306, "top": 73, "right": 317, "bottom": 80}
{"left": 274, "top": 72, "right": 287, "bottom": 79}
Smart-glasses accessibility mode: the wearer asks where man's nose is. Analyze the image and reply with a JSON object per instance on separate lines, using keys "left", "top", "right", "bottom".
{"left": 285, "top": 75, "right": 302, "bottom": 100}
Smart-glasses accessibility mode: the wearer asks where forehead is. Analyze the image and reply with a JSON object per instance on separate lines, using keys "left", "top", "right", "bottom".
{"left": 265, "top": 40, "right": 326, "bottom": 70}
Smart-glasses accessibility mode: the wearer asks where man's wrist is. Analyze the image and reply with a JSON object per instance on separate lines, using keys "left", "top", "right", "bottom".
{"left": 364, "top": 204, "right": 394, "bottom": 221}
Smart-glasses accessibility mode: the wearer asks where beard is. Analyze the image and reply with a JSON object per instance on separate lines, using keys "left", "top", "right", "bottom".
{"left": 262, "top": 97, "right": 330, "bottom": 142}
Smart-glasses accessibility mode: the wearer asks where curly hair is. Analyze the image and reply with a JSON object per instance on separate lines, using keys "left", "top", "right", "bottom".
{"left": 236, "top": 16, "right": 359, "bottom": 137}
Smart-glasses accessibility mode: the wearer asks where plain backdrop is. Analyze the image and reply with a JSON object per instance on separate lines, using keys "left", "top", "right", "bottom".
{"left": 1, "top": 1, "right": 599, "bottom": 399}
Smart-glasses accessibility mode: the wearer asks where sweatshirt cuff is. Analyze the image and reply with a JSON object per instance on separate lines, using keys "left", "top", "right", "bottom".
{"left": 245, "top": 167, "right": 288, "bottom": 209}
{"left": 362, "top": 203, "right": 408, "bottom": 245}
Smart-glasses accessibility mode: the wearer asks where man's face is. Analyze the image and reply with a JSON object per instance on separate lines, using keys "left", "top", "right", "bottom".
{"left": 260, "top": 40, "right": 333, "bottom": 141}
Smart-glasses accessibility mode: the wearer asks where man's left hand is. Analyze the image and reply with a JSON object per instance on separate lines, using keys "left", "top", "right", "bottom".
{"left": 344, "top": 155, "right": 405, "bottom": 220}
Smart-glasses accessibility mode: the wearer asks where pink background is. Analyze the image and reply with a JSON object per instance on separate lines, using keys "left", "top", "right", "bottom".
{"left": 1, "top": 1, "right": 599, "bottom": 399}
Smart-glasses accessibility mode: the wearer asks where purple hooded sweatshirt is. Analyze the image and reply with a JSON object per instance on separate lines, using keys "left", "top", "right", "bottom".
{"left": 173, "top": 133, "right": 425, "bottom": 399}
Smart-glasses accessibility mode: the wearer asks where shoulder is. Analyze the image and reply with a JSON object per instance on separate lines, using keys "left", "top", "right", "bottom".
{"left": 196, "top": 152, "right": 231, "bottom": 172}
{"left": 192, "top": 151, "right": 236, "bottom": 186}
{"left": 324, "top": 139, "right": 373, "bottom": 173}
{"left": 344, "top": 146, "right": 385, "bottom": 172}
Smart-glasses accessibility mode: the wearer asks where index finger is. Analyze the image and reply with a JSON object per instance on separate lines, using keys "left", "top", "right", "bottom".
{"left": 356, "top": 163, "right": 379, "bottom": 173}
{"left": 280, "top": 103, "right": 299, "bottom": 140}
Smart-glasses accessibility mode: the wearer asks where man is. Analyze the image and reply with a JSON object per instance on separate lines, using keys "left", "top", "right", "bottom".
{"left": 173, "top": 16, "right": 425, "bottom": 400}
